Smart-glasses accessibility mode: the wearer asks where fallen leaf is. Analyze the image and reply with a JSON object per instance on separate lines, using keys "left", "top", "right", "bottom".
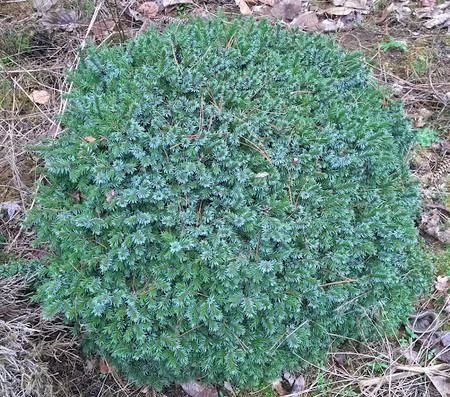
{"left": 291, "top": 376, "right": 306, "bottom": 395}
{"left": 181, "top": 382, "right": 218, "bottom": 397}
{"left": 284, "top": 372, "right": 305, "bottom": 396}
{"left": 41, "top": 9, "right": 82, "bottom": 31}
{"left": 255, "top": 172, "right": 269, "bottom": 178}
{"left": 0, "top": 201, "right": 21, "bottom": 219}
{"left": 32, "top": 0, "right": 57, "bottom": 14}
{"left": 138, "top": 1, "right": 159, "bottom": 18}
{"left": 271, "top": 0, "right": 304, "bottom": 21}
{"left": 408, "top": 311, "right": 439, "bottom": 334}
{"left": 393, "top": 2, "right": 412, "bottom": 22}
{"left": 291, "top": 11, "right": 319, "bottom": 31}
{"left": 401, "top": 347, "right": 419, "bottom": 364}
{"left": 84, "top": 136, "right": 96, "bottom": 142}
{"left": 272, "top": 379, "right": 289, "bottom": 395}
{"left": 235, "top": 0, "right": 253, "bottom": 15}
{"left": 424, "top": 12, "right": 450, "bottom": 28}
{"left": 31, "top": 90, "right": 50, "bottom": 104}
{"left": 427, "top": 370, "right": 450, "bottom": 397}
{"left": 321, "top": 6, "right": 354, "bottom": 15}
{"left": 418, "top": 108, "right": 433, "bottom": 120}
{"left": 85, "top": 358, "right": 97, "bottom": 372}
{"left": 99, "top": 358, "right": 114, "bottom": 374}
{"left": 320, "top": 19, "right": 339, "bottom": 31}
{"left": 259, "top": 0, "right": 275, "bottom": 5}
{"left": 436, "top": 275, "right": 450, "bottom": 293}
{"left": 253, "top": 4, "right": 273, "bottom": 16}
{"left": 90, "top": 18, "right": 116, "bottom": 38}
{"left": 333, "top": 352, "right": 347, "bottom": 365}
{"left": 427, "top": 204, "right": 450, "bottom": 215}
{"left": 421, "top": 209, "right": 450, "bottom": 244}
{"left": 223, "top": 381, "right": 234, "bottom": 394}
{"left": 440, "top": 331, "right": 450, "bottom": 347}
{"left": 346, "top": 0, "right": 369, "bottom": 9}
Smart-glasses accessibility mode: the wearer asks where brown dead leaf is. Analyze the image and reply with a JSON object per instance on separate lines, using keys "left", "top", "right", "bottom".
{"left": 41, "top": 9, "right": 82, "bottom": 31}
{"left": 421, "top": 209, "right": 450, "bottom": 244}
{"left": 181, "top": 382, "right": 218, "bottom": 397}
{"left": 291, "top": 11, "right": 319, "bottom": 30}
{"left": 321, "top": 6, "right": 354, "bottom": 15}
{"left": 138, "top": 1, "right": 159, "bottom": 17}
{"left": 259, "top": 0, "right": 275, "bottom": 5}
{"left": 99, "top": 359, "right": 114, "bottom": 374}
{"left": 272, "top": 379, "right": 289, "bottom": 395}
{"left": 90, "top": 18, "right": 116, "bottom": 38}
{"left": 436, "top": 275, "right": 450, "bottom": 293}
{"left": 84, "top": 136, "right": 96, "bottom": 142}
{"left": 235, "top": 0, "right": 253, "bottom": 15}
{"left": 271, "top": 0, "right": 303, "bottom": 21}
{"left": 31, "top": 90, "right": 50, "bottom": 104}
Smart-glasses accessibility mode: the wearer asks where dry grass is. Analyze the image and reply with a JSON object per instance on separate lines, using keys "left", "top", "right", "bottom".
{"left": 0, "top": 276, "right": 79, "bottom": 397}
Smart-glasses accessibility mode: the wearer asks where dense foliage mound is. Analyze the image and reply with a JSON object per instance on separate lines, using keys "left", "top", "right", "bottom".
{"left": 28, "top": 17, "right": 431, "bottom": 388}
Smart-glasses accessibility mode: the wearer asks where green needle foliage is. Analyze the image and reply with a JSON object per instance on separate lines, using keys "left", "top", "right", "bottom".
{"left": 27, "top": 17, "right": 431, "bottom": 388}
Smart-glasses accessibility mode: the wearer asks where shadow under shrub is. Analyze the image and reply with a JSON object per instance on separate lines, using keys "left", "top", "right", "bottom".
{"left": 27, "top": 17, "right": 432, "bottom": 388}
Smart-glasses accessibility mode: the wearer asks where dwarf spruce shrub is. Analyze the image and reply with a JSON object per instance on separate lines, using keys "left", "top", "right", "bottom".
{"left": 28, "top": 17, "right": 431, "bottom": 388}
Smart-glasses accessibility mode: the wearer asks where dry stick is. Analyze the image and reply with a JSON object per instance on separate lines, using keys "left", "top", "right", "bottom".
{"left": 269, "top": 320, "right": 308, "bottom": 355}
{"left": 4, "top": 58, "right": 66, "bottom": 92}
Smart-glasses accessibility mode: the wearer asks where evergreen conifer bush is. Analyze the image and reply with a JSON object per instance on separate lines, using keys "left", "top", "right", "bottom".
{"left": 28, "top": 17, "right": 431, "bottom": 388}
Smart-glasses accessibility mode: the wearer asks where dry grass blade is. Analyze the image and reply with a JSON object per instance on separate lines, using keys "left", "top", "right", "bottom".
{"left": 0, "top": 276, "right": 79, "bottom": 397}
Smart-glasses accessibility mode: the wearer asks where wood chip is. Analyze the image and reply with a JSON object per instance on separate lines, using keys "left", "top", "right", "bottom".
{"left": 235, "top": 0, "right": 253, "bottom": 15}
{"left": 138, "top": 1, "right": 159, "bottom": 17}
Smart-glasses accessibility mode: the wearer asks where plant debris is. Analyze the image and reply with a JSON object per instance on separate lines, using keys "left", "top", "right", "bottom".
{"left": 181, "top": 382, "right": 218, "bottom": 397}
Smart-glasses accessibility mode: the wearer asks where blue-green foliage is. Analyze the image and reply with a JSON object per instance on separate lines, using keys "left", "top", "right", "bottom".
{"left": 27, "top": 17, "right": 431, "bottom": 388}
